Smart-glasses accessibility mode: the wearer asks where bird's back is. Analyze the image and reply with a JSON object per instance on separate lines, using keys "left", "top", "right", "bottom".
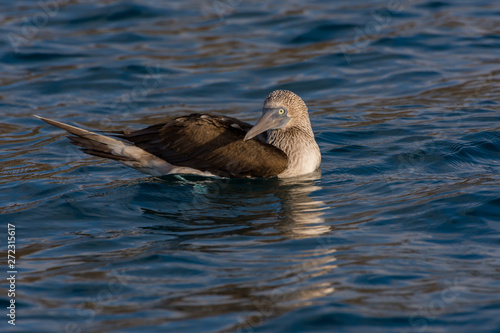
{"left": 122, "top": 113, "right": 288, "bottom": 178}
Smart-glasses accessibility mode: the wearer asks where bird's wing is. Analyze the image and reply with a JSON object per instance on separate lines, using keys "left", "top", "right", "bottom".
{"left": 122, "top": 114, "right": 288, "bottom": 178}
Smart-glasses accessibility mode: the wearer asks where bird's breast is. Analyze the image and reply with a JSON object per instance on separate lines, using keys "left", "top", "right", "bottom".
{"left": 275, "top": 139, "right": 321, "bottom": 178}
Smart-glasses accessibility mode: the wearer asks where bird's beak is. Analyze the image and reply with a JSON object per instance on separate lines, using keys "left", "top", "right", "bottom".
{"left": 244, "top": 108, "right": 290, "bottom": 141}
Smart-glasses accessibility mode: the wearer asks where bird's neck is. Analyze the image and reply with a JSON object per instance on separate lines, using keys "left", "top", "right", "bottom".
{"left": 266, "top": 124, "right": 321, "bottom": 177}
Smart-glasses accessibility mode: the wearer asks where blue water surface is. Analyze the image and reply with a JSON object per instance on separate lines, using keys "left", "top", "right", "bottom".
{"left": 1, "top": 0, "right": 500, "bottom": 332}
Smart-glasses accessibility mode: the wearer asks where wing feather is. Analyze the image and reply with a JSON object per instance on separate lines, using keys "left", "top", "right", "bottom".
{"left": 122, "top": 114, "right": 287, "bottom": 178}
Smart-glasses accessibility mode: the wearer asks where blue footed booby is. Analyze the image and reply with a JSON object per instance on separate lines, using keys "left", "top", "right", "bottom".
{"left": 36, "top": 90, "right": 321, "bottom": 178}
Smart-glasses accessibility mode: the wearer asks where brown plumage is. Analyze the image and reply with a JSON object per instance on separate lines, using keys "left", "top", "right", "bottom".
{"left": 36, "top": 90, "right": 320, "bottom": 178}
{"left": 121, "top": 114, "right": 288, "bottom": 177}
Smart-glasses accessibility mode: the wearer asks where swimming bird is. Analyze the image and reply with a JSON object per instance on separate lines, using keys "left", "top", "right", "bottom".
{"left": 36, "top": 90, "right": 321, "bottom": 178}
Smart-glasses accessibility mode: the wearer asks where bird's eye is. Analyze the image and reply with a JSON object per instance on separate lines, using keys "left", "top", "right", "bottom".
{"left": 278, "top": 108, "right": 285, "bottom": 115}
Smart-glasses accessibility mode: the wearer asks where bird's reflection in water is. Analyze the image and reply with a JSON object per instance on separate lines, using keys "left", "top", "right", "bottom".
{"left": 138, "top": 172, "right": 336, "bottom": 328}
{"left": 143, "top": 170, "right": 329, "bottom": 240}
{"left": 272, "top": 170, "right": 330, "bottom": 239}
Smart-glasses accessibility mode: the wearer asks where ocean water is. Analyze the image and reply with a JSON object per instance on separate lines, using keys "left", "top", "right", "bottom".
{"left": 1, "top": 0, "right": 500, "bottom": 332}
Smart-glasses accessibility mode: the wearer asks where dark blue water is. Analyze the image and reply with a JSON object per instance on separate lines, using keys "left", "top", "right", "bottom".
{"left": 1, "top": 1, "right": 500, "bottom": 332}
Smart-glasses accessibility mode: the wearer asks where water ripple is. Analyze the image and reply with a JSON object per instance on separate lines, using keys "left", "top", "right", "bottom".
{"left": 1, "top": 1, "right": 500, "bottom": 333}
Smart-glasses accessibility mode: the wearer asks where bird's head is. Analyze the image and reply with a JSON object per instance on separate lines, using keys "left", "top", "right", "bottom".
{"left": 244, "top": 90, "right": 309, "bottom": 141}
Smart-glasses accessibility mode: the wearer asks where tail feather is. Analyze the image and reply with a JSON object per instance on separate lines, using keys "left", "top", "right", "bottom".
{"left": 80, "top": 148, "right": 133, "bottom": 161}
{"left": 35, "top": 115, "right": 131, "bottom": 162}
{"left": 35, "top": 115, "right": 180, "bottom": 176}
{"left": 36, "top": 116, "right": 123, "bottom": 147}
{"left": 66, "top": 134, "right": 132, "bottom": 161}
